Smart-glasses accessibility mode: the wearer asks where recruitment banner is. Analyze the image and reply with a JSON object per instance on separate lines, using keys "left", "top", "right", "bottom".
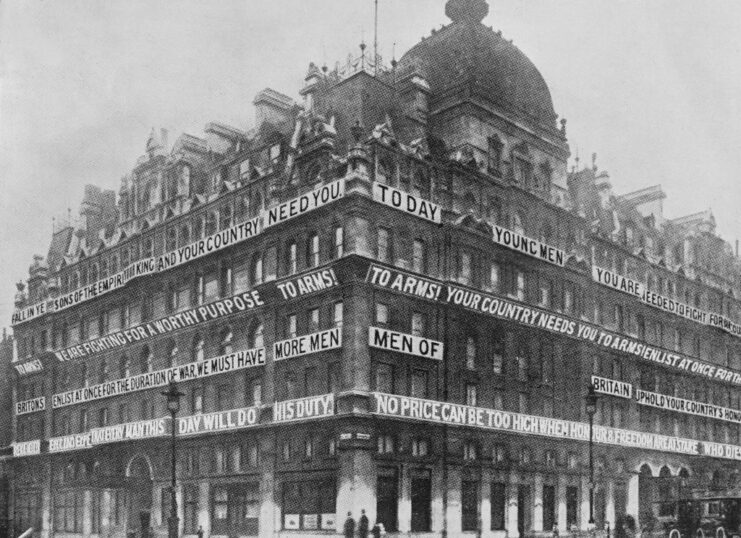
{"left": 52, "top": 347, "right": 265, "bottom": 408}
{"left": 12, "top": 179, "right": 346, "bottom": 328}
{"left": 16, "top": 396, "right": 46, "bottom": 415}
{"left": 492, "top": 225, "right": 566, "bottom": 267}
{"left": 635, "top": 389, "right": 741, "bottom": 425}
{"left": 12, "top": 440, "right": 41, "bottom": 457}
{"left": 591, "top": 266, "right": 741, "bottom": 339}
{"left": 366, "top": 263, "right": 741, "bottom": 387}
{"left": 178, "top": 406, "right": 260, "bottom": 436}
{"left": 372, "top": 392, "right": 741, "bottom": 462}
{"left": 262, "top": 179, "right": 345, "bottom": 228}
{"left": 14, "top": 359, "right": 43, "bottom": 376}
{"left": 273, "top": 393, "right": 335, "bottom": 423}
{"left": 372, "top": 183, "right": 441, "bottom": 224}
{"left": 90, "top": 417, "right": 168, "bottom": 446}
{"left": 591, "top": 375, "right": 632, "bottom": 399}
{"left": 369, "top": 327, "right": 443, "bottom": 360}
{"left": 273, "top": 328, "right": 342, "bottom": 361}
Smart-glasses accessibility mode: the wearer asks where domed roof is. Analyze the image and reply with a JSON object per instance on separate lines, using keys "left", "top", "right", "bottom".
{"left": 399, "top": 0, "right": 557, "bottom": 129}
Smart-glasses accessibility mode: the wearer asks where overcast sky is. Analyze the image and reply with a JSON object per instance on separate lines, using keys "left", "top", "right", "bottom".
{"left": 1, "top": 0, "right": 740, "bottom": 330}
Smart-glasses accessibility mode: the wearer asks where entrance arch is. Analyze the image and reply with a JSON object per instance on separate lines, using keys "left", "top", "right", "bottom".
{"left": 638, "top": 464, "right": 655, "bottom": 533}
{"left": 126, "top": 455, "right": 154, "bottom": 538}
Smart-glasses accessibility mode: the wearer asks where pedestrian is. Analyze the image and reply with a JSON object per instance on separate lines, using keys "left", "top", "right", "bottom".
{"left": 371, "top": 520, "right": 382, "bottom": 538}
{"left": 552, "top": 522, "right": 560, "bottom": 538}
{"left": 358, "top": 509, "right": 369, "bottom": 538}
{"left": 343, "top": 512, "right": 355, "bottom": 538}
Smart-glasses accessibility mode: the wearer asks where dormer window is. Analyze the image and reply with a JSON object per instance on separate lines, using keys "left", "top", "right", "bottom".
{"left": 515, "top": 158, "right": 533, "bottom": 185}
{"left": 487, "top": 136, "right": 503, "bottom": 174}
{"left": 239, "top": 159, "right": 251, "bottom": 181}
{"left": 269, "top": 143, "right": 281, "bottom": 162}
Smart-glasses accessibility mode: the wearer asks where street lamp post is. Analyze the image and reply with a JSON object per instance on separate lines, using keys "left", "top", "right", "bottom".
{"left": 163, "top": 380, "right": 184, "bottom": 538}
{"left": 585, "top": 383, "right": 598, "bottom": 530}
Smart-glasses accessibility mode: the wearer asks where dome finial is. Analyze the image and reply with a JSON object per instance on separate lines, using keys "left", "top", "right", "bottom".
{"left": 445, "top": 0, "right": 489, "bottom": 23}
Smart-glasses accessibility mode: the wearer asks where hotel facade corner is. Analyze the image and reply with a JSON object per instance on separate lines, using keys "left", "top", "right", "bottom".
{"left": 7, "top": 1, "right": 741, "bottom": 537}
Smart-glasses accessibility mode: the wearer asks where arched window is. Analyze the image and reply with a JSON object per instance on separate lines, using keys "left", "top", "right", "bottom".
{"left": 81, "top": 363, "right": 89, "bottom": 388}
{"left": 287, "top": 242, "right": 298, "bottom": 274}
{"left": 100, "top": 260, "right": 108, "bottom": 278}
{"left": 251, "top": 253, "right": 263, "bottom": 285}
{"left": 64, "top": 461, "right": 75, "bottom": 482}
{"left": 180, "top": 225, "right": 191, "bottom": 247}
{"left": 219, "top": 327, "right": 233, "bottom": 355}
{"left": 307, "top": 233, "right": 320, "bottom": 267}
{"left": 121, "top": 248, "right": 129, "bottom": 269}
{"left": 221, "top": 206, "right": 232, "bottom": 230}
{"left": 250, "top": 192, "right": 262, "bottom": 218}
{"left": 462, "top": 192, "right": 476, "bottom": 214}
{"left": 120, "top": 355, "right": 130, "bottom": 378}
{"left": 377, "top": 158, "right": 393, "bottom": 185}
{"left": 205, "top": 212, "right": 218, "bottom": 236}
{"left": 193, "top": 216, "right": 204, "bottom": 240}
{"left": 192, "top": 335, "right": 205, "bottom": 362}
{"left": 167, "top": 229, "right": 177, "bottom": 251}
{"left": 305, "top": 161, "right": 321, "bottom": 184}
{"left": 71, "top": 272, "right": 80, "bottom": 290}
{"left": 98, "top": 359, "right": 108, "bottom": 384}
{"left": 140, "top": 346, "right": 153, "bottom": 373}
{"left": 143, "top": 238, "right": 153, "bottom": 258}
{"left": 412, "top": 170, "right": 430, "bottom": 198}
{"left": 249, "top": 322, "right": 264, "bottom": 349}
{"left": 166, "top": 339, "right": 178, "bottom": 367}
{"left": 466, "top": 336, "right": 476, "bottom": 370}
{"left": 90, "top": 263, "right": 99, "bottom": 283}
{"left": 513, "top": 212, "right": 526, "bottom": 235}
{"left": 237, "top": 196, "right": 249, "bottom": 222}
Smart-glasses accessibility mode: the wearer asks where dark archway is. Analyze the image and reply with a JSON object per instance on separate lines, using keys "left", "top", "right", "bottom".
{"left": 126, "top": 455, "right": 154, "bottom": 538}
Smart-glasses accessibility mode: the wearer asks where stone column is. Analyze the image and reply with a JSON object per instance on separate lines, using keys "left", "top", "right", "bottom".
{"left": 336, "top": 449, "right": 376, "bottom": 530}
{"left": 580, "top": 475, "right": 590, "bottom": 530}
{"left": 197, "top": 480, "right": 210, "bottom": 536}
{"left": 627, "top": 473, "right": 640, "bottom": 530}
{"left": 507, "top": 473, "right": 519, "bottom": 538}
{"left": 83, "top": 490, "right": 93, "bottom": 536}
{"left": 557, "top": 476, "right": 567, "bottom": 532}
{"left": 101, "top": 490, "right": 112, "bottom": 535}
{"left": 606, "top": 480, "right": 616, "bottom": 529}
{"left": 398, "top": 464, "right": 411, "bottom": 534}
{"left": 431, "top": 459, "right": 446, "bottom": 533}
{"left": 533, "top": 474, "right": 544, "bottom": 532}
{"left": 446, "top": 467, "right": 462, "bottom": 536}
{"left": 481, "top": 471, "right": 492, "bottom": 537}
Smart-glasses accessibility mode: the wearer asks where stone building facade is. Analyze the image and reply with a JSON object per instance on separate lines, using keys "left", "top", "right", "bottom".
{"left": 8, "top": 1, "right": 741, "bottom": 537}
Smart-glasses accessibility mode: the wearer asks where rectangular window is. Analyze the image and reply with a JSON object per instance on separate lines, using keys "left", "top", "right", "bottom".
{"left": 376, "top": 363, "right": 393, "bottom": 393}
{"left": 308, "top": 234, "right": 320, "bottom": 267}
{"left": 217, "top": 384, "right": 232, "bottom": 411}
{"left": 543, "top": 485, "right": 556, "bottom": 531}
{"left": 376, "top": 303, "right": 389, "bottom": 325}
{"left": 334, "top": 226, "right": 344, "bottom": 258}
{"left": 465, "top": 383, "right": 478, "bottom": 406}
{"left": 461, "top": 480, "right": 479, "bottom": 531}
{"left": 54, "top": 490, "right": 83, "bottom": 533}
{"left": 410, "top": 469, "right": 432, "bottom": 532}
{"left": 412, "top": 240, "right": 426, "bottom": 273}
{"left": 251, "top": 379, "right": 262, "bottom": 406}
{"left": 309, "top": 308, "right": 320, "bottom": 332}
{"left": 539, "top": 279, "right": 552, "bottom": 307}
{"left": 287, "top": 314, "right": 297, "bottom": 339}
{"left": 191, "top": 387, "right": 204, "bottom": 414}
{"left": 378, "top": 228, "right": 391, "bottom": 263}
{"left": 566, "top": 486, "right": 578, "bottom": 528}
{"left": 333, "top": 302, "right": 343, "bottom": 328}
{"left": 282, "top": 480, "right": 336, "bottom": 531}
{"left": 410, "top": 369, "right": 428, "bottom": 398}
{"left": 234, "top": 261, "right": 250, "bottom": 293}
{"left": 183, "top": 485, "right": 199, "bottom": 535}
{"left": 491, "top": 482, "right": 506, "bottom": 530}
{"left": 411, "top": 312, "right": 425, "bottom": 337}
{"left": 459, "top": 252, "right": 472, "bottom": 285}
{"left": 515, "top": 269, "right": 526, "bottom": 301}
{"left": 490, "top": 262, "right": 501, "bottom": 292}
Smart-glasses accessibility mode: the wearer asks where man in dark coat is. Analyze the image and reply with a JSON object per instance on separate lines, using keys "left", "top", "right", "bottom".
{"left": 358, "top": 509, "right": 369, "bottom": 538}
{"left": 343, "top": 512, "right": 355, "bottom": 538}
